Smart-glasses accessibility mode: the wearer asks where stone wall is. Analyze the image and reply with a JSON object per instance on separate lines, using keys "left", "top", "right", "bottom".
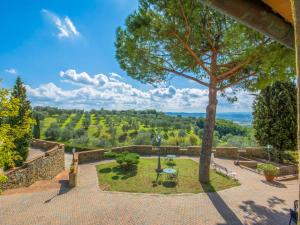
{"left": 214, "top": 147, "right": 239, "bottom": 158}
{"left": 77, "top": 149, "right": 105, "bottom": 164}
{"left": 278, "top": 165, "right": 298, "bottom": 176}
{"left": 240, "top": 147, "right": 268, "bottom": 159}
{"left": 0, "top": 139, "right": 64, "bottom": 190}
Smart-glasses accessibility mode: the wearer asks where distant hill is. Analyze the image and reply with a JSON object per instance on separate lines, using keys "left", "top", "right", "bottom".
{"left": 165, "top": 112, "right": 252, "bottom": 125}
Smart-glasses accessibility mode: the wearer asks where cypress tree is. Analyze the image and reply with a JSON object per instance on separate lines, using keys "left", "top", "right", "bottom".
{"left": 253, "top": 81, "right": 297, "bottom": 162}
{"left": 33, "top": 115, "right": 40, "bottom": 139}
{"left": 9, "top": 77, "right": 33, "bottom": 165}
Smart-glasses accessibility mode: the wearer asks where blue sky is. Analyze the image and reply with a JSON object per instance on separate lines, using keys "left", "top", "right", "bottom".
{"left": 0, "top": 0, "right": 253, "bottom": 112}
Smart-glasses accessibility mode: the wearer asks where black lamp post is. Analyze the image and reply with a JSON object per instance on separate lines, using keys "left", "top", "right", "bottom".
{"left": 155, "top": 134, "right": 162, "bottom": 181}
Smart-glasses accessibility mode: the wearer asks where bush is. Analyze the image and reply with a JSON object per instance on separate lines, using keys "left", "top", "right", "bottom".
{"left": 133, "top": 131, "right": 152, "bottom": 145}
{"left": 45, "top": 122, "right": 61, "bottom": 140}
{"left": 129, "top": 130, "right": 138, "bottom": 138}
{"left": 189, "top": 134, "right": 199, "bottom": 146}
{"left": 257, "top": 163, "right": 279, "bottom": 176}
{"left": 118, "top": 133, "right": 128, "bottom": 143}
{"left": 104, "top": 151, "right": 118, "bottom": 159}
{"left": 178, "top": 129, "right": 187, "bottom": 137}
{"left": 281, "top": 151, "right": 298, "bottom": 164}
{"left": 0, "top": 174, "right": 8, "bottom": 194}
{"left": 116, "top": 151, "right": 140, "bottom": 170}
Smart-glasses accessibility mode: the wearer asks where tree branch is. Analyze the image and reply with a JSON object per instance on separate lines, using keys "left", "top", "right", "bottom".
{"left": 218, "top": 72, "right": 256, "bottom": 91}
{"left": 163, "top": 67, "right": 209, "bottom": 87}
{"left": 217, "top": 60, "right": 251, "bottom": 81}
{"left": 171, "top": 31, "right": 211, "bottom": 76}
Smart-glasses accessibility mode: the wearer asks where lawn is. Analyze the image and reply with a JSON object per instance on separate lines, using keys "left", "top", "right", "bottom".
{"left": 96, "top": 158, "right": 239, "bottom": 194}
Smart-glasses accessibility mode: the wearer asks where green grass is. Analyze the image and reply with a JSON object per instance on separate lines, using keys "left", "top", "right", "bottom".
{"left": 61, "top": 113, "right": 76, "bottom": 129}
{"left": 75, "top": 113, "right": 86, "bottom": 130}
{"left": 87, "top": 114, "right": 98, "bottom": 137}
{"left": 96, "top": 158, "right": 239, "bottom": 194}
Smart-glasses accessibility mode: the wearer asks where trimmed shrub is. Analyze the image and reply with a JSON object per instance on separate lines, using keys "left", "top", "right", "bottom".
{"left": 104, "top": 151, "right": 118, "bottom": 159}
{"left": 116, "top": 151, "right": 140, "bottom": 170}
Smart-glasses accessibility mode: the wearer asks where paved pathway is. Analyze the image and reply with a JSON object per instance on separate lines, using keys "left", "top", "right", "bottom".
{"left": 26, "top": 147, "right": 45, "bottom": 162}
{"left": 0, "top": 157, "right": 297, "bottom": 225}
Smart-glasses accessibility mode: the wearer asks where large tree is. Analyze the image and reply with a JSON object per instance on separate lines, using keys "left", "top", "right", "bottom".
{"left": 115, "top": 0, "right": 294, "bottom": 183}
{"left": 9, "top": 77, "right": 33, "bottom": 164}
{"left": 253, "top": 81, "right": 297, "bottom": 162}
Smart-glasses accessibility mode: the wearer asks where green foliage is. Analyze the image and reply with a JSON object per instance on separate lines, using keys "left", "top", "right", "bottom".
{"left": 45, "top": 122, "right": 61, "bottom": 140}
{"left": 118, "top": 132, "right": 128, "bottom": 143}
{"left": 133, "top": 131, "right": 152, "bottom": 145}
{"left": 196, "top": 119, "right": 246, "bottom": 137}
{"left": 60, "top": 126, "right": 75, "bottom": 141}
{"left": 0, "top": 174, "right": 8, "bottom": 194}
{"left": 33, "top": 107, "right": 255, "bottom": 149}
{"left": 253, "top": 81, "right": 297, "bottom": 162}
{"left": 104, "top": 151, "right": 118, "bottom": 159}
{"left": 9, "top": 77, "right": 33, "bottom": 164}
{"left": 33, "top": 115, "right": 41, "bottom": 139}
{"left": 116, "top": 151, "right": 140, "bottom": 170}
{"left": 257, "top": 163, "right": 279, "bottom": 176}
{"left": 0, "top": 83, "right": 30, "bottom": 169}
{"left": 281, "top": 151, "right": 298, "bottom": 164}
{"left": 178, "top": 129, "right": 187, "bottom": 137}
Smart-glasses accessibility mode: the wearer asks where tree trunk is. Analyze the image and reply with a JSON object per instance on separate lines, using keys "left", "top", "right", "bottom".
{"left": 199, "top": 82, "right": 218, "bottom": 183}
{"left": 290, "top": 0, "right": 300, "bottom": 223}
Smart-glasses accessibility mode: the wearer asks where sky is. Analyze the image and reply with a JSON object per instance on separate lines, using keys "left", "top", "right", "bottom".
{"left": 0, "top": 0, "right": 254, "bottom": 113}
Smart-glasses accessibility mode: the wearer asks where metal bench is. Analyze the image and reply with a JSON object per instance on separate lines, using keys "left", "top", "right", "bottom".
{"left": 212, "top": 163, "right": 237, "bottom": 180}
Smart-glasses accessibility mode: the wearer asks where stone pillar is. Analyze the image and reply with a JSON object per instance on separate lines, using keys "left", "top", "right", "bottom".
{"left": 290, "top": 0, "right": 300, "bottom": 222}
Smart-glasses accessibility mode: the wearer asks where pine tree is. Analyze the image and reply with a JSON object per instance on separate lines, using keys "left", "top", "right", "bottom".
{"left": 9, "top": 77, "right": 33, "bottom": 165}
{"left": 253, "top": 81, "right": 297, "bottom": 162}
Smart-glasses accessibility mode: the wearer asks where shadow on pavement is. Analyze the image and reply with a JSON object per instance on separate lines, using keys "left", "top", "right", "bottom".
{"left": 239, "top": 198, "right": 290, "bottom": 225}
{"left": 44, "top": 180, "right": 70, "bottom": 204}
{"left": 201, "top": 182, "right": 243, "bottom": 225}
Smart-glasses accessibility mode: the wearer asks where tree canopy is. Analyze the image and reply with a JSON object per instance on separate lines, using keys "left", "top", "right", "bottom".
{"left": 9, "top": 77, "right": 33, "bottom": 165}
{"left": 253, "top": 81, "right": 297, "bottom": 161}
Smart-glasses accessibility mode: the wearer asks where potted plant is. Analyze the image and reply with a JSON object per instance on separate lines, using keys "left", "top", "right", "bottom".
{"left": 257, "top": 163, "right": 279, "bottom": 181}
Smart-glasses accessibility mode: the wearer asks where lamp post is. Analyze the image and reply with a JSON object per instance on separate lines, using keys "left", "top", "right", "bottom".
{"left": 155, "top": 134, "right": 162, "bottom": 181}
{"left": 72, "top": 148, "right": 76, "bottom": 164}
{"left": 267, "top": 145, "right": 272, "bottom": 162}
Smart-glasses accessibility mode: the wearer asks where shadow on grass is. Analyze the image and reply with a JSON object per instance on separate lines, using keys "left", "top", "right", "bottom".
{"left": 162, "top": 181, "right": 177, "bottom": 188}
{"left": 99, "top": 168, "right": 112, "bottom": 173}
{"left": 99, "top": 166, "right": 138, "bottom": 180}
{"left": 200, "top": 182, "right": 243, "bottom": 225}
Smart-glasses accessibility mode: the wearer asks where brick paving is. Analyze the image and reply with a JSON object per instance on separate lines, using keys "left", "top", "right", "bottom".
{"left": 0, "top": 157, "right": 297, "bottom": 225}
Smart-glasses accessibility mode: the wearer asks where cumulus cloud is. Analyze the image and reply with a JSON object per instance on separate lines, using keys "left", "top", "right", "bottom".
{"left": 5, "top": 68, "right": 17, "bottom": 75}
{"left": 26, "top": 69, "right": 254, "bottom": 112}
{"left": 42, "top": 9, "right": 80, "bottom": 38}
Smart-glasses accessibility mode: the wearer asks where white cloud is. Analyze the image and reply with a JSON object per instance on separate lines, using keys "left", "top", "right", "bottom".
{"left": 42, "top": 9, "right": 80, "bottom": 39}
{"left": 5, "top": 68, "right": 17, "bottom": 75}
{"left": 26, "top": 69, "right": 254, "bottom": 112}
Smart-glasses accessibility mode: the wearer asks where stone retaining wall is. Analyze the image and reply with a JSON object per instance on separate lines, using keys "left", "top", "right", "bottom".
{"left": 0, "top": 139, "right": 64, "bottom": 190}
{"left": 77, "top": 149, "right": 105, "bottom": 164}
{"left": 214, "top": 147, "right": 239, "bottom": 158}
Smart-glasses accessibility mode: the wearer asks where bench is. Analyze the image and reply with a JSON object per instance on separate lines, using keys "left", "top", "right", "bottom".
{"left": 212, "top": 163, "right": 237, "bottom": 180}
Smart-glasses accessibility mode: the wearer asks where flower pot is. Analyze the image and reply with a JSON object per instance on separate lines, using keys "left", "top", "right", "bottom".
{"left": 69, "top": 172, "right": 77, "bottom": 188}
{"left": 264, "top": 174, "right": 275, "bottom": 182}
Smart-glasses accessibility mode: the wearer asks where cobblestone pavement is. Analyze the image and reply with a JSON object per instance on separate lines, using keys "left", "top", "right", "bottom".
{"left": 0, "top": 157, "right": 297, "bottom": 225}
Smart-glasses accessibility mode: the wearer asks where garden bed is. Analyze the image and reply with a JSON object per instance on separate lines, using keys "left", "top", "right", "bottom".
{"left": 96, "top": 158, "right": 239, "bottom": 194}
